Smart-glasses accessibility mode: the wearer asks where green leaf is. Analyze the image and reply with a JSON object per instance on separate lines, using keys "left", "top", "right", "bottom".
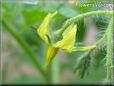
{"left": 74, "top": 51, "right": 91, "bottom": 78}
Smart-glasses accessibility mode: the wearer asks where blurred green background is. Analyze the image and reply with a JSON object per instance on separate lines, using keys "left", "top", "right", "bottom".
{"left": 1, "top": 0, "right": 113, "bottom": 84}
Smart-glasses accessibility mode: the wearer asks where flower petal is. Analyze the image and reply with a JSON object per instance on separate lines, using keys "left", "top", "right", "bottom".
{"left": 53, "top": 24, "right": 77, "bottom": 52}
{"left": 45, "top": 46, "right": 59, "bottom": 67}
{"left": 37, "top": 11, "right": 58, "bottom": 44}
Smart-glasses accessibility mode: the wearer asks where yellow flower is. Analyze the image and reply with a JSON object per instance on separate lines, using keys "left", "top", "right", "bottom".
{"left": 37, "top": 11, "right": 77, "bottom": 67}
{"left": 45, "top": 24, "right": 77, "bottom": 67}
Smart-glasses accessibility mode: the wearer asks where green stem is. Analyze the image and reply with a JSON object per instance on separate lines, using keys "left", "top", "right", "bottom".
{"left": 2, "top": 20, "right": 49, "bottom": 82}
{"left": 51, "top": 57, "right": 60, "bottom": 84}
{"left": 73, "top": 34, "right": 106, "bottom": 52}
{"left": 106, "top": 17, "right": 113, "bottom": 84}
{"left": 46, "top": 57, "right": 60, "bottom": 84}
{"left": 60, "top": 11, "right": 113, "bottom": 32}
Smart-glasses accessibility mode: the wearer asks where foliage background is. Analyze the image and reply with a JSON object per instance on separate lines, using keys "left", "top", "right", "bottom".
{"left": 1, "top": 0, "right": 113, "bottom": 84}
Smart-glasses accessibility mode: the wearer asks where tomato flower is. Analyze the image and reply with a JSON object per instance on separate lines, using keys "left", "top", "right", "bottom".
{"left": 37, "top": 11, "right": 77, "bottom": 67}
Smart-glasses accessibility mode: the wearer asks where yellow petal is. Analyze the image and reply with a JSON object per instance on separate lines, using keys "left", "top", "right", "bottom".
{"left": 53, "top": 24, "right": 77, "bottom": 52}
{"left": 37, "top": 11, "right": 58, "bottom": 44}
{"left": 45, "top": 46, "right": 59, "bottom": 67}
{"left": 62, "top": 23, "right": 74, "bottom": 36}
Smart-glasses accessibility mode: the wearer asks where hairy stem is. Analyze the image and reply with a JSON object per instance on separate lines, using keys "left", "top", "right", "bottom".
{"left": 60, "top": 11, "right": 113, "bottom": 32}
{"left": 106, "top": 17, "right": 113, "bottom": 84}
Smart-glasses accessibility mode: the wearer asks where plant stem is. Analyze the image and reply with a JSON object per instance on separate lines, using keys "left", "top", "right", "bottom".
{"left": 51, "top": 57, "right": 60, "bottom": 84}
{"left": 106, "top": 17, "right": 113, "bottom": 84}
{"left": 60, "top": 11, "right": 113, "bottom": 32}
{"left": 73, "top": 34, "right": 106, "bottom": 52}
{"left": 46, "top": 57, "right": 60, "bottom": 84}
{"left": 2, "top": 19, "right": 49, "bottom": 82}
